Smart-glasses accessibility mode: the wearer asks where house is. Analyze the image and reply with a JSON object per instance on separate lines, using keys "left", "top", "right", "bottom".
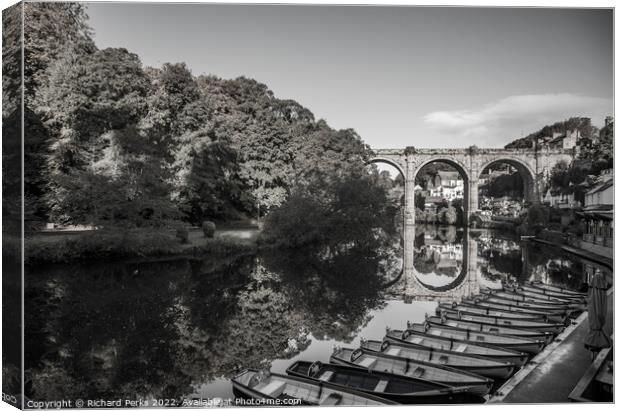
{"left": 546, "top": 129, "right": 582, "bottom": 150}
{"left": 544, "top": 189, "right": 580, "bottom": 209}
{"left": 578, "top": 169, "right": 613, "bottom": 254}
{"left": 428, "top": 171, "right": 464, "bottom": 201}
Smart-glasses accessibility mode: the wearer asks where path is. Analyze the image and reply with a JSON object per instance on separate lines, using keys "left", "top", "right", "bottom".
{"left": 493, "top": 288, "right": 613, "bottom": 403}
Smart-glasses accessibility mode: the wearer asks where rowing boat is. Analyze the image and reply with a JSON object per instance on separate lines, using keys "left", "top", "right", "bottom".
{"left": 231, "top": 369, "right": 396, "bottom": 405}
{"left": 384, "top": 327, "right": 529, "bottom": 367}
{"left": 436, "top": 309, "right": 565, "bottom": 334}
{"left": 286, "top": 360, "right": 484, "bottom": 403}
{"left": 502, "top": 285, "right": 586, "bottom": 303}
{"left": 360, "top": 339, "right": 515, "bottom": 378}
{"left": 460, "top": 298, "right": 570, "bottom": 319}
{"left": 426, "top": 315, "right": 555, "bottom": 344}
{"left": 525, "top": 281, "right": 586, "bottom": 296}
{"left": 481, "top": 289, "right": 582, "bottom": 309}
{"left": 330, "top": 347, "right": 493, "bottom": 396}
{"left": 407, "top": 322, "right": 545, "bottom": 354}
{"left": 465, "top": 295, "right": 576, "bottom": 315}
{"left": 437, "top": 302, "right": 566, "bottom": 323}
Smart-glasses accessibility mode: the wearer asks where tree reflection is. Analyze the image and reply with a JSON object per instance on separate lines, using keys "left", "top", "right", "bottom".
{"left": 25, "top": 225, "right": 400, "bottom": 402}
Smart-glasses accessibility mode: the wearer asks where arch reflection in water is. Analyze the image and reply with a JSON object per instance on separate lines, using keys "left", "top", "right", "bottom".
{"left": 402, "top": 224, "right": 480, "bottom": 301}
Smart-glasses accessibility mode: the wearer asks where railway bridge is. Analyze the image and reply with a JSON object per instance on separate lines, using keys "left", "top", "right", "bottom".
{"left": 370, "top": 146, "right": 574, "bottom": 224}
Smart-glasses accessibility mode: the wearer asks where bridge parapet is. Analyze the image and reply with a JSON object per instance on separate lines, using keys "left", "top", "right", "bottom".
{"left": 373, "top": 147, "right": 572, "bottom": 156}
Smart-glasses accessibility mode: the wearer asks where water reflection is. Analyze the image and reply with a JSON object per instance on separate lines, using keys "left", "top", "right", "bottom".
{"left": 25, "top": 226, "right": 606, "bottom": 402}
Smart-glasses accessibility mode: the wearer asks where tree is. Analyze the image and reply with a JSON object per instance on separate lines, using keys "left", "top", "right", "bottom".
{"left": 24, "top": 2, "right": 95, "bottom": 104}
{"left": 415, "top": 193, "right": 426, "bottom": 211}
{"left": 440, "top": 206, "right": 458, "bottom": 225}
{"left": 38, "top": 48, "right": 179, "bottom": 228}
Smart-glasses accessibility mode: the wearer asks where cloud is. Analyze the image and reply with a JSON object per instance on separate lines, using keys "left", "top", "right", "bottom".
{"left": 423, "top": 94, "right": 612, "bottom": 147}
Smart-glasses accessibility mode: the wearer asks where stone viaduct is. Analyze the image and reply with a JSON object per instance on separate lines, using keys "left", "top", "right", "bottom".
{"left": 370, "top": 146, "right": 575, "bottom": 225}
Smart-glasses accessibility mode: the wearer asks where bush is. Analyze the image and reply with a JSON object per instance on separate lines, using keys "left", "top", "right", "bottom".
{"left": 202, "top": 221, "right": 216, "bottom": 238}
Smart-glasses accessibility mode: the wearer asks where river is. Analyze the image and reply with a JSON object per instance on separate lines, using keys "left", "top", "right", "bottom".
{"left": 24, "top": 225, "right": 610, "bottom": 402}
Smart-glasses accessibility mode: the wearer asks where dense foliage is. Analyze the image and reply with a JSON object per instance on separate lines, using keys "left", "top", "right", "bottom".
{"left": 11, "top": 3, "right": 378, "bottom": 232}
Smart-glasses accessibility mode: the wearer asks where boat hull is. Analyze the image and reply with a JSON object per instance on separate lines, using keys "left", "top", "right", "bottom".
{"left": 416, "top": 322, "right": 546, "bottom": 354}
{"left": 439, "top": 311, "right": 565, "bottom": 334}
{"left": 361, "top": 340, "right": 515, "bottom": 379}
{"left": 286, "top": 361, "right": 484, "bottom": 404}
{"left": 329, "top": 348, "right": 493, "bottom": 397}
{"left": 384, "top": 330, "right": 529, "bottom": 367}
{"left": 427, "top": 317, "right": 554, "bottom": 344}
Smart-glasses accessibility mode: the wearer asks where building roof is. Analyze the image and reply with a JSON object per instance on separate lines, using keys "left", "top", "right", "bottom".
{"left": 585, "top": 180, "right": 613, "bottom": 196}
{"left": 437, "top": 171, "right": 461, "bottom": 181}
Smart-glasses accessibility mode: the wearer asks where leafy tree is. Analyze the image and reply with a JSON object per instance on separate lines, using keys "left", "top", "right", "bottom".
{"left": 415, "top": 193, "right": 426, "bottom": 210}
{"left": 24, "top": 2, "right": 95, "bottom": 104}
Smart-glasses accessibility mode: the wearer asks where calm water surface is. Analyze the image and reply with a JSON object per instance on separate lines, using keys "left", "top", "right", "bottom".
{"left": 24, "top": 226, "right": 610, "bottom": 402}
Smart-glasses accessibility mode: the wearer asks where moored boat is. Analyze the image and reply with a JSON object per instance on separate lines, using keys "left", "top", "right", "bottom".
{"left": 426, "top": 315, "right": 555, "bottom": 344}
{"left": 286, "top": 360, "right": 483, "bottom": 404}
{"left": 384, "top": 327, "right": 529, "bottom": 367}
{"left": 360, "top": 339, "right": 515, "bottom": 379}
{"left": 460, "top": 298, "right": 570, "bottom": 319}
{"left": 330, "top": 346, "right": 493, "bottom": 397}
{"left": 466, "top": 295, "right": 577, "bottom": 315}
{"left": 231, "top": 369, "right": 396, "bottom": 405}
{"left": 407, "top": 322, "right": 545, "bottom": 354}
{"left": 503, "top": 285, "right": 586, "bottom": 304}
{"left": 525, "top": 281, "right": 586, "bottom": 296}
{"left": 481, "top": 289, "right": 582, "bottom": 309}
{"left": 437, "top": 309, "right": 565, "bottom": 334}
{"left": 437, "top": 302, "right": 567, "bottom": 323}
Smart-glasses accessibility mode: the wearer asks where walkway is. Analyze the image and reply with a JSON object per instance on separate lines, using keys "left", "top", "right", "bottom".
{"left": 492, "top": 288, "right": 613, "bottom": 403}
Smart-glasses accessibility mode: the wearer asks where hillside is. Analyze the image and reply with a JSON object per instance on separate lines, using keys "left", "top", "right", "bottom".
{"left": 504, "top": 117, "right": 597, "bottom": 149}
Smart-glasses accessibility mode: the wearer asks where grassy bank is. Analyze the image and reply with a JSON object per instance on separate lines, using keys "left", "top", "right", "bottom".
{"left": 18, "top": 227, "right": 259, "bottom": 265}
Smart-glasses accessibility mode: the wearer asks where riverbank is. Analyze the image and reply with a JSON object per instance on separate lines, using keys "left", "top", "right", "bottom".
{"left": 532, "top": 238, "right": 613, "bottom": 270}
{"left": 17, "top": 226, "right": 260, "bottom": 265}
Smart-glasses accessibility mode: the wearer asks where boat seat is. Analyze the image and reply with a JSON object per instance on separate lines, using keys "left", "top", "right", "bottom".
{"left": 358, "top": 357, "right": 376, "bottom": 368}
{"left": 318, "top": 371, "right": 333, "bottom": 382}
{"left": 409, "top": 337, "right": 423, "bottom": 344}
{"left": 320, "top": 393, "right": 342, "bottom": 406}
{"left": 454, "top": 344, "right": 467, "bottom": 353}
{"left": 386, "top": 347, "right": 401, "bottom": 356}
{"left": 258, "top": 380, "right": 286, "bottom": 397}
{"left": 374, "top": 380, "right": 389, "bottom": 393}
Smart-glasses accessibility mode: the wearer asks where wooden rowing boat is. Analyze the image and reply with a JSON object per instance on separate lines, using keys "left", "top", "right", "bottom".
{"left": 426, "top": 315, "right": 555, "bottom": 344}
{"left": 460, "top": 298, "right": 570, "bottom": 320}
{"left": 505, "top": 284, "right": 586, "bottom": 303}
{"left": 286, "top": 360, "right": 483, "bottom": 404}
{"left": 231, "top": 369, "right": 396, "bottom": 405}
{"left": 436, "top": 309, "right": 565, "bottom": 334}
{"left": 481, "top": 289, "right": 582, "bottom": 309}
{"left": 465, "top": 295, "right": 576, "bottom": 315}
{"left": 525, "top": 281, "right": 586, "bottom": 296}
{"left": 384, "top": 327, "right": 529, "bottom": 367}
{"left": 360, "top": 339, "right": 515, "bottom": 379}
{"left": 330, "top": 347, "right": 493, "bottom": 396}
{"left": 407, "top": 322, "right": 545, "bottom": 354}
{"left": 502, "top": 285, "right": 585, "bottom": 303}
{"left": 437, "top": 302, "right": 566, "bottom": 323}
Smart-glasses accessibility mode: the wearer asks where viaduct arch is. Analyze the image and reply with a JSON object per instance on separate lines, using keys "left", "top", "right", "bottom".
{"left": 370, "top": 146, "right": 575, "bottom": 225}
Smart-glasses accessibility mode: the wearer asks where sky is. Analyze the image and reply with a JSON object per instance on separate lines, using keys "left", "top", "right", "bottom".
{"left": 86, "top": 3, "right": 613, "bottom": 149}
